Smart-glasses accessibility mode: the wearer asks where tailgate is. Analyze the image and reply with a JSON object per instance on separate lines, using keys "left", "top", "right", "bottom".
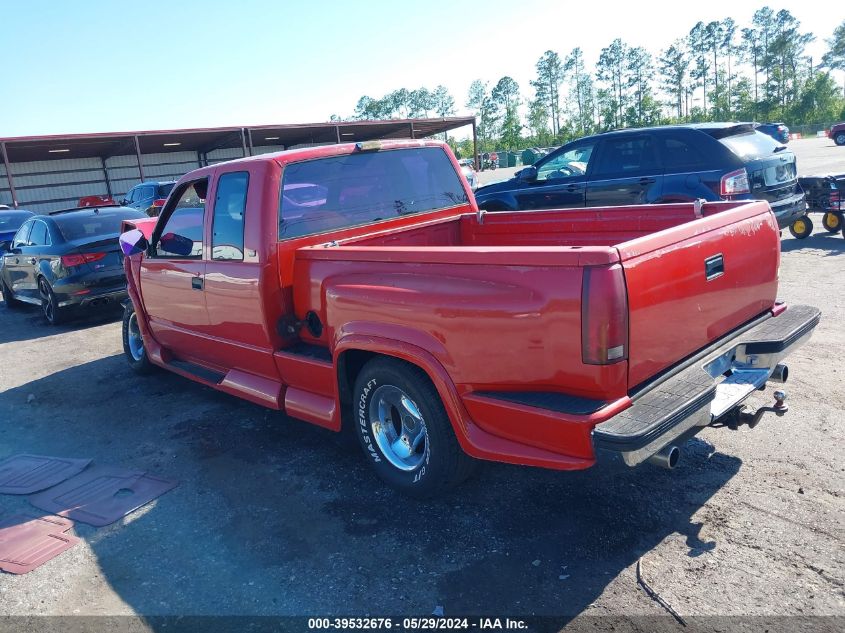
{"left": 618, "top": 201, "right": 780, "bottom": 388}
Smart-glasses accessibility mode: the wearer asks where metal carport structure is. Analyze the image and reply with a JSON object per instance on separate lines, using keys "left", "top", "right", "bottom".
{"left": 0, "top": 116, "right": 476, "bottom": 212}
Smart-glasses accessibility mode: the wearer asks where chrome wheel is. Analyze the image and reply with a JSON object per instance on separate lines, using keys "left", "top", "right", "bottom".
{"left": 369, "top": 385, "right": 428, "bottom": 471}
{"left": 38, "top": 279, "right": 54, "bottom": 322}
{"left": 127, "top": 311, "right": 144, "bottom": 361}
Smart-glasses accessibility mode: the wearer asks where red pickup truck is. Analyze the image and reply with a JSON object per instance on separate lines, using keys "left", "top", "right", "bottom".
{"left": 118, "top": 140, "right": 820, "bottom": 496}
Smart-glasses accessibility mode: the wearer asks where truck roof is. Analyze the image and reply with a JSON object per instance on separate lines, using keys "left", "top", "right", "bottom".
{"left": 216, "top": 139, "right": 448, "bottom": 169}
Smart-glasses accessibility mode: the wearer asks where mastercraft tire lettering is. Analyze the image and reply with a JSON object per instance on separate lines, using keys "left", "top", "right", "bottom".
{"left": 351, "top": 357, "right": 475, "bottom": 497}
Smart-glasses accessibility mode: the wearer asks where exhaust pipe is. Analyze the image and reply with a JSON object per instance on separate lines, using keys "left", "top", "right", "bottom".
{"left": 647, "top": 445, "right": 680, "bottom": 469}
{"left": 770, "top": 364, "right": 788, "bottom": 383}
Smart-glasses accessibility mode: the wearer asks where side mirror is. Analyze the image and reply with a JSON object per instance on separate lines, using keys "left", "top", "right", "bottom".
{"left": 119, "top": 229, "right": 149, "bottom": 257}
{"left": 0, "top": 240, "right": 10, "bottom": 253}
{"left": 518, "top": 166, "right": 538, "bottom": 181}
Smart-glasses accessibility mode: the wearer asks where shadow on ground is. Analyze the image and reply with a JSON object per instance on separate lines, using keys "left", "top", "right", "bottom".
{"left": 0, "top": 298, "right": 122, "bottom": 345}
{"left": 781, "top": 229, "right": 845, "bottom": 254}
{"left": 0, "top": 354, "right": 741, "bottom": 629}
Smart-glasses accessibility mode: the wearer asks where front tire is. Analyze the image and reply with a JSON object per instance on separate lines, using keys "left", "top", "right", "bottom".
{"left": 122, "top": 303, "right": 155, "bottom": 375}
{"left": 38, "top": 277, "right": 65, "bottom": 325}
{"left": 822, "top": 211, "right": 842, "bottom": 233}
{"left": 352, "top": 357, "right": 476, "bottom": 497}
{"left": 834, "top": 132, "right": 845, "bottom": 146}
{"left": 788, "top": 216, "right": 813, "bottom": 239}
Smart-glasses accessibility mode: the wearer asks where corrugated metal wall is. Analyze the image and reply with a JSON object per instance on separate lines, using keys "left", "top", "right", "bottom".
{"left": 0, "top": 144, "right": 330, "bottom": 213}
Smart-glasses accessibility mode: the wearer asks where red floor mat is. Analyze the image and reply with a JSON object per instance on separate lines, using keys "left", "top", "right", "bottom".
{"left": 0, "top": 514, "right": 80, "bottom": 574}
{"left": 28, "top": 465, "right": 178, "bottom": 527}
{"left": 0, "top": 454, "right": 92, "bottom": 494}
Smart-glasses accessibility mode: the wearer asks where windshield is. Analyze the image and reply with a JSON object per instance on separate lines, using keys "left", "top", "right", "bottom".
{"left": 279, "top": 147, "right": 468, "bottom": 239}
{"left": 55, "top": 209, "right": 145, "bottom": 241}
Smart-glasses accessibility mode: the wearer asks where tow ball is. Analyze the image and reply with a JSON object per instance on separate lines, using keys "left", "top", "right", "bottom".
{"left": 722, "top": 390, "right": 789, "bottom": 430}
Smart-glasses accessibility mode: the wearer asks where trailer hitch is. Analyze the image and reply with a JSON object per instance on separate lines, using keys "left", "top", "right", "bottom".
{"left": 716, "top": 390, "right": 789, "bottom": 430}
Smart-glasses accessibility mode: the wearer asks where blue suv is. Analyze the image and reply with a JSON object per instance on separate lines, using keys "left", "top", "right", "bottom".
{"left": 474, "top": 123, "right": 806, "bottom": 229}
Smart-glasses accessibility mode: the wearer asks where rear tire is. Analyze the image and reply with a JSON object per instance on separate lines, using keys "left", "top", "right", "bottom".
{"left": 38, "top": 277, "right": 65, "bottom": 325}
{"left": 788, "top": 216, "right": 813, "bottom": 239}
{"left": 352, "top": 357, "right": 476, "bottom": 497}
{"left": 122, "top": 303, "right": 155, "bottom": 375}
{"left": 835, "top": 132, "right": 845, "bottom": 146}
{"left": 822, "top": 211, "right": 842, "bottom": 233}
{"left": 1, "top": 277, "right": 23, "bottom": 309}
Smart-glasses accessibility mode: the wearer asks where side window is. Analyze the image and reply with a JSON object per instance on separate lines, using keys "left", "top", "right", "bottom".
{"left": 12, "top": 221, "right": 32, "bottom": 248}
{"left": 660, "top": 135, "right": 709, "bottom": 172}
{"left": 592, "top": 135, "right": 659, "bottom": 178}
{"left": 28, "top": 221, "right": 50, "bottom": 246}
{"left": 211, "top": 172, "right": 248, "bottom": 261}
{"left": 154, "top": 180, "right": 207, "bottom": 259}
{"left": 141, "top": 186, "right": 155, "bottom": 202}
{"left": 124, "top": 187, "right": 137, "bottom": 203}
{"left": 536, "top": 142, "right": 596, "bottom": 182}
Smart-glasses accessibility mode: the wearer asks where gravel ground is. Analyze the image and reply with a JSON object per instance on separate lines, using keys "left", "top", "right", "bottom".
{"left": 0, "top": 137, "right": 843, "bottom": 630}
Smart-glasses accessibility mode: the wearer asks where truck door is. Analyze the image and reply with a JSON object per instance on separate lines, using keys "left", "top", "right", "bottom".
{"left": 585, "top": 134, "right": 663, "bottom": 207}
{"left": 200, "top": 167, "right": 278, "bottom": 378}
{"left": 140, "top": 178, "right": 209, "bottom": 353}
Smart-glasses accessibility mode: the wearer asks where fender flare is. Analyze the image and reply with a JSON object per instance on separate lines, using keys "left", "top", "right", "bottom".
{"left": 334, "top": 334, "right": 477, "bottom": 455}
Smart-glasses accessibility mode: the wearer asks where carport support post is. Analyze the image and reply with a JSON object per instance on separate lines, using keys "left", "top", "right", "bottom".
{"left": 240, "top": 128, "right": 248, "bottom": 157}
{"left": 472, "top": 119, "right": 478, "bottom": 171}
{"left": 409, "top": 122, "right": 415, "bottom": 139}
{"left": 133, "top": 136, "right": 146, "bottom": 182}
{"left": 100, "top": 157, "right": 113, "bottom": 198}
{"left": 335, "top": 125, "right": 341, "bottom": 144}
{"left": 0, "top": 141, "right": 18, "bottom": 208}
{"left": 246, "top": 129, "right": 254, "bottom": 156}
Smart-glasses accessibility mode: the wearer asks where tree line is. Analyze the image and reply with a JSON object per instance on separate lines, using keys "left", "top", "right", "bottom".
{"left": 345, "top": 7, "right": 845, "bottom": 155}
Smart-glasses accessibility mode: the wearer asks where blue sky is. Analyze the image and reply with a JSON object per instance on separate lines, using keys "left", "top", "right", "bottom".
{"left": 1, "top": 0, "right": 838, "bottom": 138}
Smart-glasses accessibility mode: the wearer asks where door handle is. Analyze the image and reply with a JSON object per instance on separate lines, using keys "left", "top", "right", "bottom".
{"left": 28, "top": 257, "right": 37, "bottom": 265}
{"left": 639, "top": 177, "right": 656, "bottom": 185}
{"left": 191, "top": 277, "right": 204, "bottom": 290}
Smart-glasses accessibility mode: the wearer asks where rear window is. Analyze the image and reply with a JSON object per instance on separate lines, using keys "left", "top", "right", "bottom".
{"left": 719, "top": 131, "right": 782, "bottom": 160}
{"left": 279, "top": 147, "right": 468, "bottom": 239}
{"left": 56, "top": 210, "right": 144, "bottom": 241}
{"left": 157, "top": 183, "right": 175, "bottom": 198}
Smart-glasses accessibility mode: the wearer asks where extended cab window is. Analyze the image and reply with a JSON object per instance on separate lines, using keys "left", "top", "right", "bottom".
{"left": 154, "top": 180, "right": 207, "bottom": 258}
{"left": 536, "top": 142, "right": 595, "bottom": 182}
{"left": 279, "top": 147, "right": 468, "bottom": 239}
{"left": 212, "top": 171, "right": 248, "bottom": 260}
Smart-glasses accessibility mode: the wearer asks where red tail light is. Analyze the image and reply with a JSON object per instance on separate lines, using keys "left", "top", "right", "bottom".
{"left": 581, "top": 264, "right": 629, "bottom": 365}
{"left": 720, "top": 168, "right": 750, "bottom": 196}
{"left": 152, "top": 198, "right": 166, "bottom": 207}
{"left": 61, "top": 252, "right": 107, "bottom": 267}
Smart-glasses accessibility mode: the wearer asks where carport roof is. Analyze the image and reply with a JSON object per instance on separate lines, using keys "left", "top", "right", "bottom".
{"left": 0, "top": 117, "right": 475, "bottom": 163}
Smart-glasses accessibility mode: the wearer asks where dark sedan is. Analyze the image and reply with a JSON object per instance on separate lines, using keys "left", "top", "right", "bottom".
{"left": 0, "top": 206, "right": 146, "bottom": 324}
{"left": 474, "top": 123, "right": 807, "bottom": 229}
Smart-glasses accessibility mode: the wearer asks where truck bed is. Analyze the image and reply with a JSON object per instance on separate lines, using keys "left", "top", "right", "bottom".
{"left": 292, "top": 200, "right": 780, "bottom": 401}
